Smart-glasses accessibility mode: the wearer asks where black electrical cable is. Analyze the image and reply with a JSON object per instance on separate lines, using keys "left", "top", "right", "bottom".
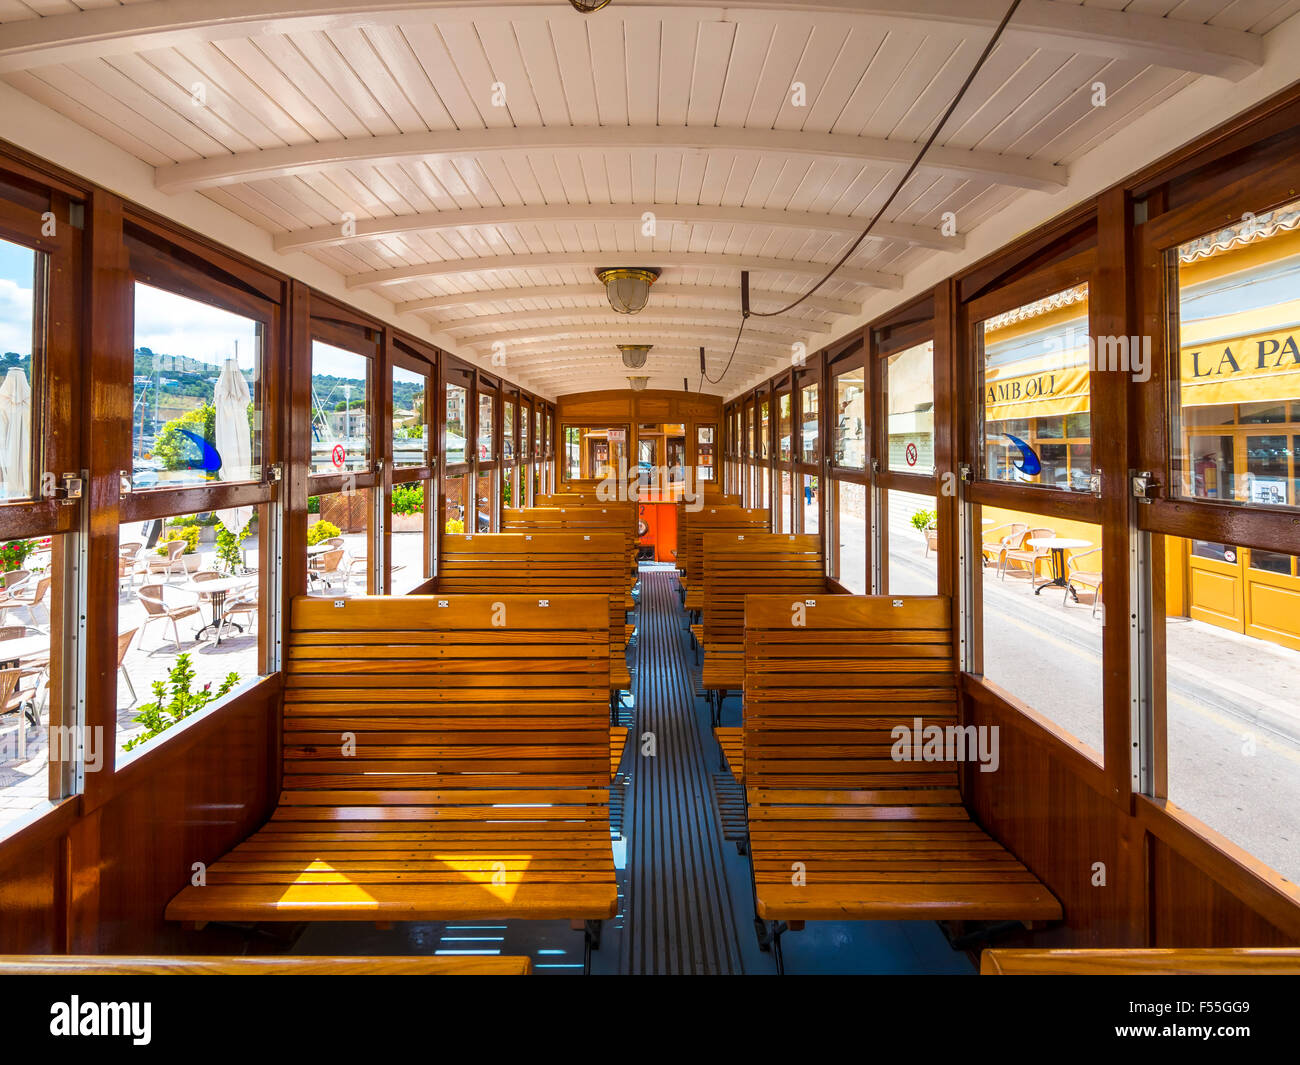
{"left": 701, "top": 0, "right": 1022, "bottom": 387}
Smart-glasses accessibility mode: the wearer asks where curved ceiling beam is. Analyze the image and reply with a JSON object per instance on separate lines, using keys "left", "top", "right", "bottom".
{"left": 347, "top": 252, "right": 903, "bottom": 292}
{"left": 481, "top": 335, "right": 792, "bottom": 360}
{"left": 440, "top": 306, "right": 831, "bottom": 337}
{"left": 274, "top": 203, "right": 962, "bottom": 254}
{"left": 397, "top": 284, "right": 859, "bottom": 318}
{"left": 458, "top": 322, "right": 805, "bottom": 350}
{"left": 0, "top": 0, "right": 1262, "bottom": 81}
{"left": 502, "top": 350, "right": 778, "bottom": 374}
{"left": 157, "top": 125, "right": 1064, "bottom": 195}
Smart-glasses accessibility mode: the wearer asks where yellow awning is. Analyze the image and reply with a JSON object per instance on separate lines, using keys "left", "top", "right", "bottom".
{"left": 1178, "top": 327, "right": 1300, "bottom": 407}
{"left": 985, "top": 362, "right": 1090, "bottom": 422}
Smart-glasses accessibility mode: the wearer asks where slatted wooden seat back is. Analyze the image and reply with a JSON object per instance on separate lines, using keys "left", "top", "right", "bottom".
{"left": 743, "top": 595, "right": 957, "bottom": 790}
{"left": 980, "top": 948, "right": 1300, "bottom": 975}
{"left": 740, "top": 594, "right": 1061, "bottom": 926}
{"left": 437, "top": 533, "right": 631, "bottom": 691}
{"left": 678, "top": 506, "right": 771, "bottom": 603}
{"left": 0, "top": 955, "right": 534, "bottom": 975}
{"left": 701, "top": 533, "right": 825, "bottom": 656}
{"left": 166, "top": 594, "right": 619, "bottom": 926}
{"left": 283, "top": 594, "right": 610, "bottom": 789}
{"left": 503, "top": 505, "right": 639, "bottom": 583}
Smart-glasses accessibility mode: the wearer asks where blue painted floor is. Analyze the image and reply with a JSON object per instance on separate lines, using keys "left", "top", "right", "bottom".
{"left": 294, "top": 566, "right": 976, "bottom": 976}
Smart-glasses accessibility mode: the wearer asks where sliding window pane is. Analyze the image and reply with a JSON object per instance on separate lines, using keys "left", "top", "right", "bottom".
{"left": 117, "top": 509, "right": 264, "bottom": 756}
{"left": 832, "top": 368, "right": 866, "bottom": 469}
{"left": 503, "top": 399, "right": 516, "bottom": 462}
{"left": 759, "top": 400, "right": 770, "bottom": 460}
{"left": 802, "top": 475, "right": 820, "bottom": 533}
{"left": 979, "top": 285, "right": 1092, "bottom": 491}
{"left": 1171, "top": 199, "right": 1300, "bottom": 509}
{"left": 445, "top": 383, "right": 467, "bottom": 465}
{"left": 391, "top": 482, "right": 427, "bottom": 595}
{"left": 475, "top": 470, "right": 492, "bottom": 532}
{"left": 1158, "top": 535, "right": 1300, "bottom": 882}
{"left": 885, "top": 489, "right": 937, "bottom": 595}
{"left": 306, "top": 489, "right": 370, "bottom": 596}
{"left": 800, "top": 383, "right": 819, "bottom": 464}
{"left": 777, "top": 392, "right": 792, "bottom": 462}
{"left": 886, "top": 341, "right": 934, "bottom": 474}
{"left": 134, "top": 284, "right": 263, "bottom": 488}
{"left": 0, "top": 239, "right": 37, "bottom": 501}
{"left": 477, "top": 393, "right": 495, "bottom": 461}
{"left": 834, "top": 481, "right": 867, "bottom": 594}
{"left": 697, "top": 425, "right": 715, "bottom": 481}
{"left": 0, "top": 534, "right": 56, "bottom": 828}
{"left": 780, "top": 471, "right": 792, "bottom": 533}
{"left": 309, "top": 341, "right": 368, "bottom": 474}
{"left": 978, "top": 504, "right": 1104, "bottom": 757}
{"left": 445, "top": 473, "right": 467, "bottom": 534}
{"left": 392, "top": 366, "right": 427, "bottom": 468}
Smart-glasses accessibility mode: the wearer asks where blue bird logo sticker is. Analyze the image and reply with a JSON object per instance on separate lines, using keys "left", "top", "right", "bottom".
{"left": 1002, "top": 432, "right": 1041, "bottom": 477}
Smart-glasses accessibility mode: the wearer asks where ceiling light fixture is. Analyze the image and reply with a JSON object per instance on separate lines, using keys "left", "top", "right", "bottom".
{"left": 618, "top": 344, "right": 653, "bottom": 369}
{"left": 569, "top": 0, "right": 614, "bottom": 11}
{"left": 627, "top": 375, "right": 649, "bottom": 391}
{"left": 597, "top": 268, "right": 661, "bottom": 315}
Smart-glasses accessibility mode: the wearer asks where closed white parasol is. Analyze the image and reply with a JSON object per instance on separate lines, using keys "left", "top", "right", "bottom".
{"left": 0, "top": 367, "right": 31, "bottom": 499}
{"left": 214, "top": 357, "right": 253, "bottom": 536}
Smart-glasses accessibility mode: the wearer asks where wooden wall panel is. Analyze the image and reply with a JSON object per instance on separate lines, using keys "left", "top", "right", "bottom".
{"left": 964, "top": 685, "right": 1146, "bottom": 948}
{"left": 82, "top": 682, "right": 278, "bottom": 954}
{"left": 0, "top": 835, "right": 62, "bottom": 954}
{"left": 1151, "top": 843, "right": 1297, "bottom": 948}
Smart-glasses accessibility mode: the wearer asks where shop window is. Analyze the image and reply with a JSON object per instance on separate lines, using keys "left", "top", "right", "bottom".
{"left": 978, "top": 285, "right": 1092, "bottom": 492}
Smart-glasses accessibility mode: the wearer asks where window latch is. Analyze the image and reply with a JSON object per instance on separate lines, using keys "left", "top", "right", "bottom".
{"left": 1131, "top": 470, "right": 1159, "bottom": 504}
{"left": 51, "top": 472, "right": 83, "bottom": 505}
{"left": 264, "top": 463, "right": 283, "bottom": 485}
{"left": 958, "top": 463, "right": 973, "bottom": 484}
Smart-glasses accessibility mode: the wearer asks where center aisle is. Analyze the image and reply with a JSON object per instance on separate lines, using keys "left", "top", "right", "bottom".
{"left": 621, "top": 567, "right": 745, "bottom": 975}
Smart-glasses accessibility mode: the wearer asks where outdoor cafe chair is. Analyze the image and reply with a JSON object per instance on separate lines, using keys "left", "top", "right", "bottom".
{"left": 1001, "top": 527, "right": 1055, "bottom": 584}
{"left": 1066, "top": 548, "right": 1104, "bottom": 618}
{"left": 138, "top": 583, "right": 201, "bottom": 651}
{"left": 981, "top": 522, "right": 1027, "bottom": 571}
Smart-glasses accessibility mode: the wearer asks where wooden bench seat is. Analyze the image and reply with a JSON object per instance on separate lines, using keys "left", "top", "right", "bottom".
{"left": 742, "top": 594, "right": 1061, "bottom": 970}
{"left": 699, "top": 533, "right": 831, "bottom": 721}
{"left": 0, "top": 955, "right": 532, "bottom": 975}
{"left": 981, "top": 948, "right": 1300, "bottom": 975}
{"left": 438, "top": 532, "right": 632, "bottom": 697}
{"left": 714, "top": 726, "right": 743, "bottom": 782}
{"left": 166, "top": 595, "right": 618, "bottom": 944}
{"left": 610, "top": 726, "right": 629, "bottom": 781}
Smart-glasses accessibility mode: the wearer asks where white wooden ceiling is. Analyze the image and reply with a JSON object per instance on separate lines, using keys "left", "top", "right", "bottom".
{"left": 1, "top": 0, "right": 1296, "bottom": 396}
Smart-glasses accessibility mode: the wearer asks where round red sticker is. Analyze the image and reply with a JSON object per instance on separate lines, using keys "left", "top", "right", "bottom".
{"left": 905, "top": 443, "right": 918, "bottom": 467}
{"left": 331, "top": 444, "right": 346, "bottom": 469}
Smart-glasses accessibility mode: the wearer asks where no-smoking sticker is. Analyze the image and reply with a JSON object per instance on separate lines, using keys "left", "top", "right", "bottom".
{"left": 331, "top": 444, "right": 346, "bottom": 469}
{"left": 905, "top": 443, "right": 918, "bottom": 467}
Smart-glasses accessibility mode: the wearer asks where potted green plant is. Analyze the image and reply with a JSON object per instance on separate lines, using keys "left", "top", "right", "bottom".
{"left": 390, "top": 483, "right": 425, "bottom": 532}
{"left": 123, "top": 653, "right": 239, "bottom": 753}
